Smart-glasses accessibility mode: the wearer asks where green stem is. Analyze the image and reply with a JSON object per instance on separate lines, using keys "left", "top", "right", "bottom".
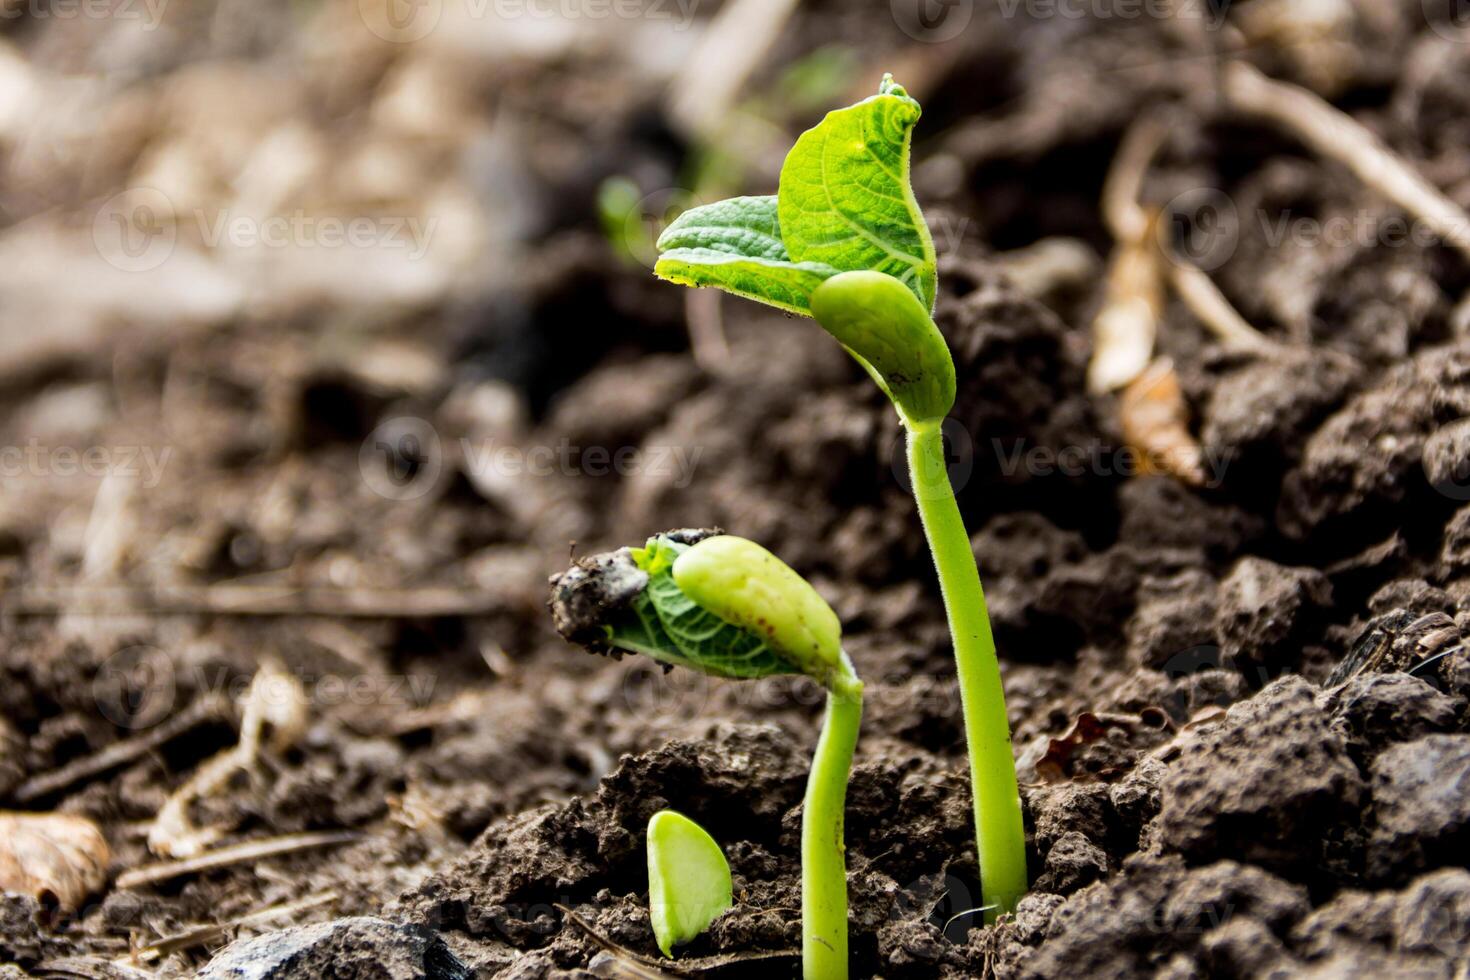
{"left": 906, "top": 421, "right": 1027, "bottom": 922}
{"left": 802, "top": 657, "right": 862, "bottom": 980}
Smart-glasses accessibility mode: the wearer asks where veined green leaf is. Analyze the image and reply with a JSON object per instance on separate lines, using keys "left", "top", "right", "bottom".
{"left": 654, "top": 248, "right": 839, "bottom": 316}
{"left": 656, "top": 196, "right": 789, "bottom": 260}
{"left": 777, "top": 74, "right": 937, "bottom": 310}
{"left": 606, "top": 536, "right": 796, "bottom": 680}
{"left": 654, "top": 196, "right": 840, "bottom": 314}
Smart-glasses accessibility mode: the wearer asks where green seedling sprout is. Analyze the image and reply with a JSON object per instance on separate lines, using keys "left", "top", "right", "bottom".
{"left": 646, "top": 809, "right": 733, "bottom": 956}
{"left": 550, "top": 530, "right": 862, "bottom": 979}
{"left": 652, "top": 77, "right": 1027, "bottom": 920}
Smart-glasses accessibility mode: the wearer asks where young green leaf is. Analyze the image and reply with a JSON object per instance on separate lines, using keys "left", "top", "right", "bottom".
{"left": 809, "top": 270, "right": 955, "bottom": 425}
{"left": 647, "top": 810, "right": 732, "bottom": 957}
{"left": 777, "top": 74, "right": 937, "bottom": 311}
{"left": 608, "top": 535, "right": 797, "bottom": 681}
{"left": 655, "top": 196, "right": 839, "bottom": 315}
{"left": 672, "top": 535, "right": 847, "bottom": 695}
{"left": 657, "top": 196, "right": 789, "bottom": 261}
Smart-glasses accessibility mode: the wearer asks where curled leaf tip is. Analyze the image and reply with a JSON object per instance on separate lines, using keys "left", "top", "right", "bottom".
{"left": 879, "top": 73, "right": 911, "bottom": 101}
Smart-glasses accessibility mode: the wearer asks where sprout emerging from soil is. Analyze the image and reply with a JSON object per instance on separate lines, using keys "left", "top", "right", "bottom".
{"left": 652, "top": 76, "right": 1027, "bottom": 919}
{"left": 646, "top": 809, "right": 732, "bottom": 957}
{"left": 550, "top": 530, "right": 863, "bottom": 979}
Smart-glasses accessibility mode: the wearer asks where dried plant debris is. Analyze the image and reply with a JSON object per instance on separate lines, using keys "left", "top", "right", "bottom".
{"left": 148, "top": 661, "right": 308, "bottom": 859}
{"left": 1088, "top": 231, "right": 1166, "bottom": 396}
{"left": 1119, "top": 359, "right": 1207, "bottom": 487}
{"left": 1224, "top": 60, "right": 1470, "bottom": 263}
{"left": 1027, "top": 710, "right": 1172, "bottom": 784}
{"left": 0, "top": 812, "right": 110, "bottom": 917}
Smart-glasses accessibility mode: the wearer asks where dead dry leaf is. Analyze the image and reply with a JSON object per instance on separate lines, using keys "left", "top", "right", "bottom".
{"left": 1035, "top": 709, "right": 1171, "bottom": 783}
{"left": 1120, "top": 358, "right": 1206, "bottom": 486}
{"left": 1087, "top": 229, "right": 1165, "bottom": 395}
{"left": 0, "top": 811, "right": 110, "bottom": 914}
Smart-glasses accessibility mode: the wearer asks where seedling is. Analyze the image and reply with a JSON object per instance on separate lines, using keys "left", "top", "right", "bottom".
{"left": 646, "top": 810, "right": 733, "bottom": 956}
{"left": 550, "top": 530, "right": 863, "bottom": 979}
{"left": 653, "top": 77, "right": 1027, "bottom": 920}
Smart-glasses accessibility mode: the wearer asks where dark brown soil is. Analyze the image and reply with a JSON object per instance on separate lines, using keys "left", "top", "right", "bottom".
{"left": 3, "top": 1, "right": 1470, "bottom": 978}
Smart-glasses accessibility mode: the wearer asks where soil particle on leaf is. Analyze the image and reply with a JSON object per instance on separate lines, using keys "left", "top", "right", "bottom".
{"left": 546, "top": 548, "right": 648, "bottom": 650}
{"left": 1367, "top": 734, "right": 1470, "bottom": 884}
{"left": 1153, "top": 677, "right": 1363, "bottom": 876}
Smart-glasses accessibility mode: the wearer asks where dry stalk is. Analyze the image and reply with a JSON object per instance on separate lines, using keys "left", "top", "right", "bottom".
{"left": 1224, "top": 60, "right": 1470, "bottom": 263}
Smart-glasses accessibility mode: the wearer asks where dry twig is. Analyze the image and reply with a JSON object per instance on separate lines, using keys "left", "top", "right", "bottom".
{"left": 125, "top": 891, "right": 338, "bottom": 964}
{"left": 15, "top": 695, "right": 233, "bottom": 804}
{"left": 1224, "top": 60, "right": 1470, "bottom": 263}
{"left": 116, "top": 831, "right": 359, "bottom": 890}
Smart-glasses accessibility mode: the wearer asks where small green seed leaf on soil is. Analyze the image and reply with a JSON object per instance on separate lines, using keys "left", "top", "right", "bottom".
{"left": 777, "top": 74, "right": 936, "bottom": 311}
{"left": 647, "top": 810, "right": 732, "bottom": 958}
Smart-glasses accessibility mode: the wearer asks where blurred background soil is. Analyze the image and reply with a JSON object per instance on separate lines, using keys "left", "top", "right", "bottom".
{"left": 3, "top": 0, "right": 1470, "bottom": 976}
